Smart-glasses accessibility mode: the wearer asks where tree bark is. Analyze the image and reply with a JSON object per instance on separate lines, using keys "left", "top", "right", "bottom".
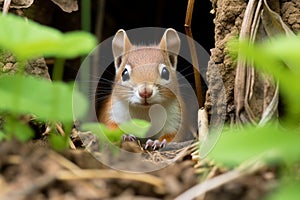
{"left": 205, "top": 0, "right": 300, "bottom": 124}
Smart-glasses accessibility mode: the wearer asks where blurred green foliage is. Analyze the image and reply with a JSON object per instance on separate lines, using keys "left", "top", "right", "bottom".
{"left": 0, "top": 13, "right": 96, "bottom": 149}
{"left": 82, "top": 119, "right": 150, "bottom": 149}
{"left": 210, "top": 33, "right": 300, "bottom": 199}
{"left": 0, "top": 74, "right": 87, "bottom": 122}
{"left": 0, "top": 13, "right": 96, "bottom": 60}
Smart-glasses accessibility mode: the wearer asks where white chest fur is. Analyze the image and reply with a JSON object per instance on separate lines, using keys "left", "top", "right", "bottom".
{"left": 110, "top": 99, "right": 181, "bottom": 138}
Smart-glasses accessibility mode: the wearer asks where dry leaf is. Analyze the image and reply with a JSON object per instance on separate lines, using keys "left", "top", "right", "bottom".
{"left": 50, "top": 0, "right": 78, "bottom": 13}
{"left": 235, "top": 0, "right": 293, "bottom": 125}
{"left": 0, "top": 0, "right": 34, "bottom": 8}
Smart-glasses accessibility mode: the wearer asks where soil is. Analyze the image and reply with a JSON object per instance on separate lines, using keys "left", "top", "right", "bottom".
{"left": 281, "top": 0, "right": 300, "bottom": 32}
{"left": 205, "top": 0, "right": 247, "bottom": 122}
{"left": 0, "top": 51, "right": 50, "bottom": 79}
{"left": 0, "top": 138, "right": 276, "bottom": 200}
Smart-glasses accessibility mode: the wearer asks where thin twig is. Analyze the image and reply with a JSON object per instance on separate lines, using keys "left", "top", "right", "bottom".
{"left": 48, "top": 150, "right": 110, "bottom": 195}
{"left": 2, "top": 0, "right": 11, "bottom": 15}
{"left": 184, "top": 0, "right": 204, "bottom": 107}
{"left": 198, "top": 107, "right": 209, "bottom": 141}
{"left": 48, "top": 151, "right": 81, "bottom": 170}
{"left": 57, "top": 169, "right": 166, "bottom": 193}
{"left": 175, "top": 161, "right": 264, "bottom": 200}
{"left": 56, "top": 123, "right": 76, "bottom": 150}
{"left": 95, "top": 0, "right": 106, "bottom": 42}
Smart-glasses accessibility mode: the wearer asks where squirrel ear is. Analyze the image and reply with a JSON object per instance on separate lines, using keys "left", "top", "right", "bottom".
{"left": 159, "top": 28, "right": 181, "bottom": 68}
{"left": 112, "top": 29, "right": 132, "bottom": 69}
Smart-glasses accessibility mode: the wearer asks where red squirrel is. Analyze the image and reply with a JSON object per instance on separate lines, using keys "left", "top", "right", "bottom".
{"left": 98, "top": 28, "right": 196, "bottom": 149}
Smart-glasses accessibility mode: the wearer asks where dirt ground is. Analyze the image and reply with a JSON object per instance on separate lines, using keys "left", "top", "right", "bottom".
{"left": 0, "top": 137, "right": 276, "bottom": 200}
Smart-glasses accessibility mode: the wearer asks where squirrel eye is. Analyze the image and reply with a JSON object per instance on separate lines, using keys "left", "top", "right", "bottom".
{"left": 122, "top": 68, "right": 130, "bottom": 81}
{"left": 160, "top": 67, "right": 169, "bottom": 80}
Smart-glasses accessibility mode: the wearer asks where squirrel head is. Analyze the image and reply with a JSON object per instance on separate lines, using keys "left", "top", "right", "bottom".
{"left": 111, "top": 28, "right": 181, "bottom": 106}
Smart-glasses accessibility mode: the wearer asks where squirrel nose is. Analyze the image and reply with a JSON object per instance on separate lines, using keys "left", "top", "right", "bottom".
{"left": 138, "top": 84, "right": 153, "bottom": 99}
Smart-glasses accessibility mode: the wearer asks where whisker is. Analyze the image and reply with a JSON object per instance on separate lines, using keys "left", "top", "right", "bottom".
{"left": 95, "top": 96, "right": 110, "bottom": 102}
{"left": 98, "top": 77, "right": 115, "bottom": 84}
{"left": 178, "top": 64, "right": 193, "bottom": 74}
{"left": 115, "top": 82, "right": 135, "bottom": 90}
{"left": 179, "top": 83, "right": 195, "bottom": 87}
{"left": 100, "top": 69, "right": 115, "bottom": 76}
{"left": 92, "top": 90, "right": 111, "bottom": 94}
{"left": 177, "top": 72, "right": 200, "bottom": 81}
{"left": 76, "top": 80, "right": 102, "bottom": 83}
{"left": 96, "top": 95, "right": 110, "bottom": 101}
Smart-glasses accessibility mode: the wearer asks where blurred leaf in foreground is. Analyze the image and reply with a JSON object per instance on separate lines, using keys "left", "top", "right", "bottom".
{"left": 118, "top": 119, "right": 151, "bottom": 138}
{"left": 209, "top": 124, "right": 300, "bottom": 167}
{"left": 0, "top": 74, "right": 88, "bottom": 123}
{"left": 4, "top": 117, "right": 34, "bottom": 142}
{"left": 265, "top": 181, "right": 300, "bottom": 200}
{"left": 81, "top": 119, "right": 150, "bottom": 144}
{"left": 0, "top": 12, "right": 97, "bottom": 60}
{"left": 49, "top": 134, "right": 70, "bottom": 151}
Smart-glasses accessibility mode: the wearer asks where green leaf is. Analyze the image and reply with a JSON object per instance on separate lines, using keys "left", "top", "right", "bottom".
{"left": 49, "top": 134, "right": 69, "bottom": 151}
{"left": 118, "top": 119, "right": 150, "bottom": 138}
{"left": 209, "top": 124, "right": 300, "bottom": 167}
{"left": 0, "top": 12, "right": 97, "bottom": 60}
{"left": 0, "top": 130, "right": 4, "bottom": 141}
{"left": 81, "top": 119, "right": 150, "bottom": 143}
{"left": 0, "top": 74, "right": 88, "bottom": 122}
{"left": 265, "top": 181, "right": 300, "bottom": 200}
{"left": 4, "top": 118, "right": 34, "bottom": 142}
{"left": 81, "top": 123, "right": 124, "bottom": 143}
{"left": 262, "top": 35, "right": 300, "bottom": 68}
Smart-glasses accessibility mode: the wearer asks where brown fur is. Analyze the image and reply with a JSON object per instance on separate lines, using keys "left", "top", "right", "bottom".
{"left": 98, "top": 29, "right": 196, "bottom": 142}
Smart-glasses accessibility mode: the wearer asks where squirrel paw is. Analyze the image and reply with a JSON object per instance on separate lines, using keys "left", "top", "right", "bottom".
{"left": 121, "top": 134, "right": 137, "bottom": 142}
{"left": 144, "top": 139, "right": 167, "bottom": 151}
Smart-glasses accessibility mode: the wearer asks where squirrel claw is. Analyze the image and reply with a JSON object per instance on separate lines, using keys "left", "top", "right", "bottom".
{"left": 122, "top": 134, "right": 136, "bottom": 142}
{"left": 145, "top": 139, "right": 167, "bottom": 150}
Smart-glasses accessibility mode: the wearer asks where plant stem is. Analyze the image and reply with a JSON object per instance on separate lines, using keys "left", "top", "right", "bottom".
{"left": 52, "top": 58, "right": 65, "bottom": 81}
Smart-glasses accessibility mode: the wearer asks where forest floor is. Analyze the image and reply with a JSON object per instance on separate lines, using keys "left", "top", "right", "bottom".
{"left": 0, "top": 131, "right": 277, "bottom": 200}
